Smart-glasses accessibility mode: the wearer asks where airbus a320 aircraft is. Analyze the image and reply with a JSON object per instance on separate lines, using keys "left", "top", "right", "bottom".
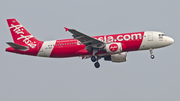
{"left": 6, "top": 19, "right": 174, "bottom": 68}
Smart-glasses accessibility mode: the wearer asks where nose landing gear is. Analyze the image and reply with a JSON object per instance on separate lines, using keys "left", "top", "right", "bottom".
{"left": 150, "top": 49, "right": 155, "bottom": 59}
{"left": 150, "top": 55, "right": 155, "bottom": 59}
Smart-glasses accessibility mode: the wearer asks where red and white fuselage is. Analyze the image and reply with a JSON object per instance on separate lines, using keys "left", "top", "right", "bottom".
{"left": 6, "top": 19, "right": 174, "bottom": 68}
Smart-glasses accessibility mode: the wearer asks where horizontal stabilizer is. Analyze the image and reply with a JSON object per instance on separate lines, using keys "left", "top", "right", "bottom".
{"left": 6, "top": 42, "right": 29, "bottom": 50}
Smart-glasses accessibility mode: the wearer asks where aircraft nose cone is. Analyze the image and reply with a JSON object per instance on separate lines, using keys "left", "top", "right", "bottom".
{"left": 168, "top": 37, "right": 174, "bottom": 45}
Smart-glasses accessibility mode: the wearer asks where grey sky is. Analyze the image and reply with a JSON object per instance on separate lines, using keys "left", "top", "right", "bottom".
{"left": 0, "top": 0, "right": 179, "bottom": 101}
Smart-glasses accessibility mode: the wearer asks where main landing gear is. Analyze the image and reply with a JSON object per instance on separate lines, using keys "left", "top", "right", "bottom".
{"left": 91, "top": 56, "right": 96, "bottom": 62}
{"left": 94, "top": 62, "right": 100, "bottom": 68}
{"left": 91, "top": 56, "right": 100, "bottom": 68}
{"left": 91, "top": 48, "right": 101, "bottom": 68}
{"left": 150, "top": 48, "right": 155, "bottom": 59}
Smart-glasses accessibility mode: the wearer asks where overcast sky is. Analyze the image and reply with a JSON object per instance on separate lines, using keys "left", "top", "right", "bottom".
{"left": 0, "top": 0, "right": 179, "bottom": 101}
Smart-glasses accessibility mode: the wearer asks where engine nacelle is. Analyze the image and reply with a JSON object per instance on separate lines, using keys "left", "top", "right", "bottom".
{"left": 104, "top": 52, "right": 127, "bottom": 62}
{"left": 105, "top": 43, "right": 122, "bottom": 54}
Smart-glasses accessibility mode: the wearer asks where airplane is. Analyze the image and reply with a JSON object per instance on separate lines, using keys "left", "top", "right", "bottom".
{"left": 6, "top": 18, "right": 174, "bottom": 68}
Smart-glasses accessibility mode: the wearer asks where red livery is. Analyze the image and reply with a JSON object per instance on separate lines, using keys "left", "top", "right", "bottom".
{"left": 6, "top": 19, "right": 174, "bottom": 68}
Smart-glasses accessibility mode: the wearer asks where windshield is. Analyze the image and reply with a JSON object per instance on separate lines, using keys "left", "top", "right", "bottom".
{"left": 159, "top": 34, "right": 165, "bottom": 36}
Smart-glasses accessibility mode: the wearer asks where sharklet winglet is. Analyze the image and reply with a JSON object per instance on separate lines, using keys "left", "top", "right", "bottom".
{"left": 64, "top": 27, "right": 69, "bottom": 32}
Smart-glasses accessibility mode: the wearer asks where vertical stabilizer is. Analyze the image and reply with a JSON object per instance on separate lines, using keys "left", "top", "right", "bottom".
{"left": 7, "top": 19, "right": 40, "bottom": 48}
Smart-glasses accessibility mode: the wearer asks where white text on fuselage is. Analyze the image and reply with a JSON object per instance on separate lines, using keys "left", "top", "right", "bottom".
{"left": 95, "top": 33, "right": 142, "bottom": 42}
{"left": 10, "top": 24, "right": 36, "bottom": 48}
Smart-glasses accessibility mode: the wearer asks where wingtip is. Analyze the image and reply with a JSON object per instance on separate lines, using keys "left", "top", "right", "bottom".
{"left": 64, "top": 27, "right": 69, "bottom": 32}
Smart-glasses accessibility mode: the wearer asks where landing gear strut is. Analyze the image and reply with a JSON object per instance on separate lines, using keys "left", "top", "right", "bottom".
{"left": 150, "top": 48, "right": 155, "bottom": 59}
{"left": 91, "top": 48, "right": 101, "bottom": 68}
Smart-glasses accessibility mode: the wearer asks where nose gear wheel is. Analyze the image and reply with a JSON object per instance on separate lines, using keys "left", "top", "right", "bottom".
{"left": 150, "top": 49, "right": 155, "bottom": 59}
{"left": 150, "top": 55, "right": 155, "bottom": 59}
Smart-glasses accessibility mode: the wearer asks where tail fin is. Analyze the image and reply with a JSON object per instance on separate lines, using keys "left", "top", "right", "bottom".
{"left": 7, "top": 19, "right": 40, "bottom": 48}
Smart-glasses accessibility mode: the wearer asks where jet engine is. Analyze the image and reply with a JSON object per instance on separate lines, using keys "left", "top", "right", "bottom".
{"left": 105, "top": 43, "right": 122, "bottom": 54}
{"left": 104, "top": 52, "right": 127, "bottom": 62}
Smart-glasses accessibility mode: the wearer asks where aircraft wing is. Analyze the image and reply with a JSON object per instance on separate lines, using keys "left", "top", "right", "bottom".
{"left": 65, "top": 27, "right": 104, "bottom": 48}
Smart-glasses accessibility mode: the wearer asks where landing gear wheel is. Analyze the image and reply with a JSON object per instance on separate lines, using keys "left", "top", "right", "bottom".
{"left": 149, "top": 48, "right": 155, "bottom": 59}
{"left": 91, "top": 56, "right": 97, "bottom": 62}
{"left": 94, "top": 62, "right": 100, "bottom": 68}
{"left": 151, "top": 55, "right": 155, "bottom": 59}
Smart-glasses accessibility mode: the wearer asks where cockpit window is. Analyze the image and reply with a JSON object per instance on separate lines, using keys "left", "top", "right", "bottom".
{"left": 159, "top": 34, "right": 165, "bottom": 36}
